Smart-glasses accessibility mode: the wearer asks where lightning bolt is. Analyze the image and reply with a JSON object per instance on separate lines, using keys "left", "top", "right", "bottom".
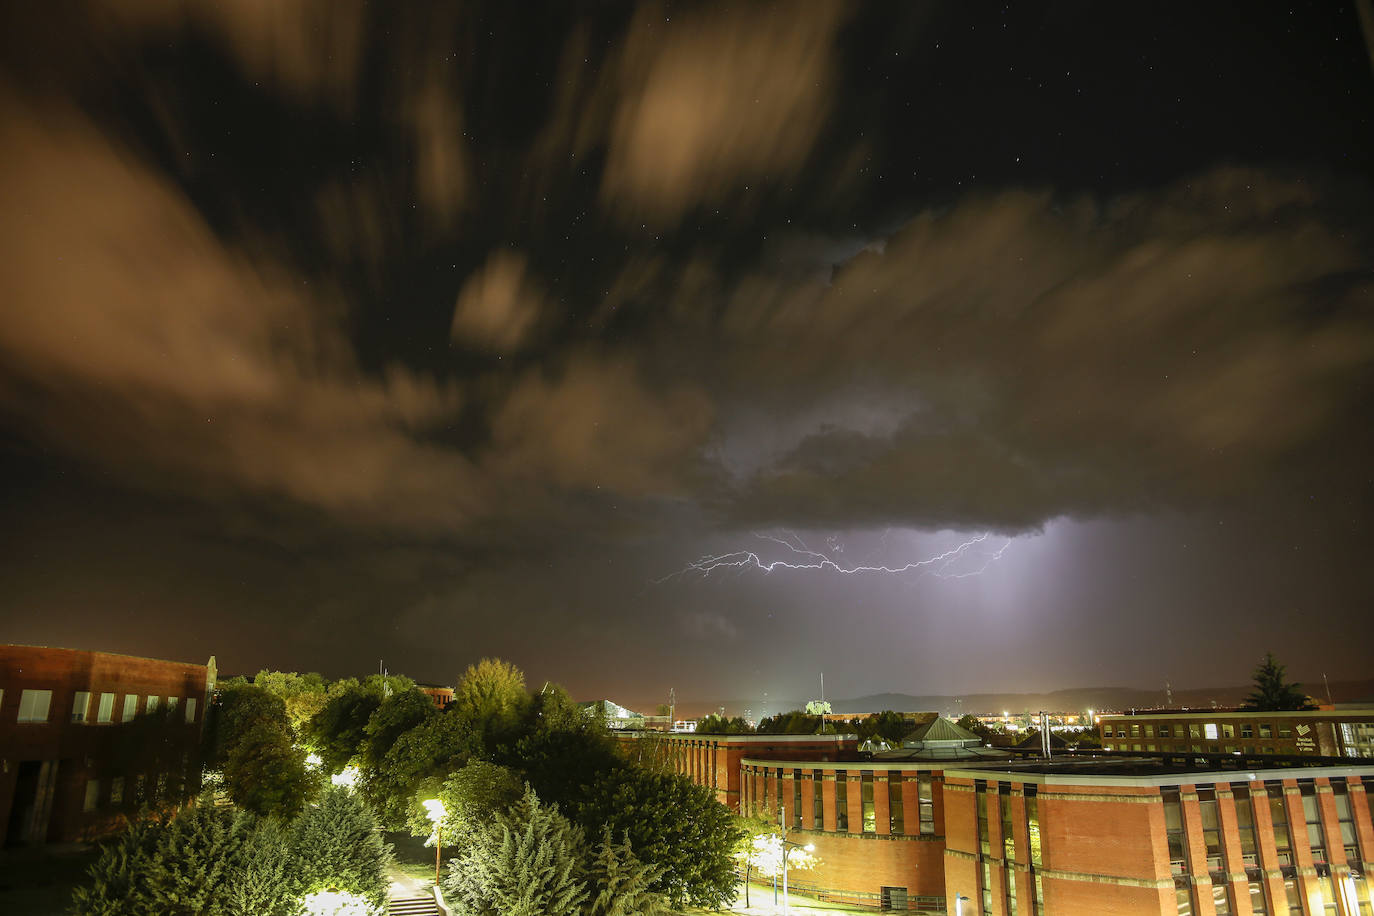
{"left": 657, "top": 531, "right": 1013, "bottom": 583}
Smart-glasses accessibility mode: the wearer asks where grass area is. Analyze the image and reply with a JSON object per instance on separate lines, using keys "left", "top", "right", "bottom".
{"left": 384, "top": 829, "right": 446, "bottom": 886}
{"left": 0, "top": 843, "right": 99, "bottom": 916}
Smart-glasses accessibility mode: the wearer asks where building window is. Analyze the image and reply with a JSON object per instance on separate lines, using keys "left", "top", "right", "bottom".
{"left": 1205, "top": 723, "right": 1219, "bottom": 740}
{"left": 71, "top": 690, "right": 92, "bottom": 723}
{"left": 976, "top": 781, "right": 990, "bottom": 856}
{"left": 918, "top": 776, "right": 935, "bottom": 835}
{"left": 167, "top": 697, "right": 179, "bottom": 716}
{"left": 1222, "top": 724, "right": 1235, "bottom": 739}
{"left": 1245, "top": 867, "right": 1268, "bottom": 915}
{"left": 1332, "top": 780, "right": 1360, "bottom": 863}
{"left": 835, "top": 772, "right": 848, "bottom": 832}
{"left": 1265, "top": 782, "right": 1295, "bottom": 865}
{"left": 1160, "top": 725, "right": 1171, "bottom": 738}
{"left": 793, "top": 770, "right": 803, "bottom": 830}
{"left": 1000, "top": 786, "right": 1016, "bottom": 862}
{"left": 1260, "top": 723, "right": 1273, "bottom": 739}
{"left": 1299, "top": 781, "right": 1326, "bottom": 865}
{"left": 83, "top": 779, "right": 100, "bottom": 813}
{"left": 1241, "top": 724, "right": 1253, "bottom": 739}
{"left": 97, "top": 692, "right": 115, "bottom": 723}
{"left": 1279, "top": 725, "right": 1292, "bottom": 739}
{"left": 185, "top": 697, "right": 197, "bottom": 724}
{"left": 861, "top": 771, "right": 876, "bottom": 833}
{"left": 1024, "top": 787, "right": 1043, "bottom": 915}
{"left": 1130, "top": 724, "right": 1141, "bottom": 737}
{"left": 1145, "top": 725, "right": 1155, "bottom": 738}
{"left": 889, "top": 773, "right": 904, "bottom": 834}
{"left": 122, "top": 694, "right": 138, "bottom": 721}
{"left": 146, "top": 695, "right": 160, "bottom": 714}
{"left": 813, "top": 770, "right": 823, "bottom": 830}
{"left": 1233, "top": 787, "right": 1259, "bottom": 865}
{"left": 1163, "top": 787, "right": 1197, "bottom": 915}
{"left": 1190, "top": 724, "right": 1202, "bottom": 739}
{"left": 110, "top": 776, "right": 124, "bottom": 805}
{"left": 17, "top": 689, "right": 52, "bottom": 723}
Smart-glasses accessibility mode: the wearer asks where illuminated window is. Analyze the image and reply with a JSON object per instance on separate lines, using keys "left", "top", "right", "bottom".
{"left": 1222, "top": 724, "right": 1235, "bottom": 739}
{"left": 918, "top": 776, "right": 935, "bottom": 835}
{"left": 1260, "top": 723, "right": 1273, "bottom": 739}
{"left": 889, "top": 773, "right": 904, "bottom": 834}
{"left": 1145, "top": 725, "right": 1155, "bottom": 738}
{"left": 167, "top": 697, "right": 179, "bottom": 716}
{"left": 1299, "top": 781, "right": 1326, "bottom": 865}
{"left": 146, "top": 695, "right": 160, "bottom": 714}
{"left": 122, "top": 694, "right": 138, "bottom": 721}
{"left": 861, "top": 771, "right": 876, "bottom": 833}
{"left": 97, "top": 693, "right": 115, "bottom": 723}
{"left": 1131, "top": 724, "right": 1141, "bottom": 737}
{"left": 18, "top": 689, "right": 52, "bottom": 723}
{"left": 185, "top": 697, "right": 197, "bottom": 724}
{"left": 71, "top": 691, "right": 91, "bottom": 723}
{"left": 1205, "top": 723, "right": 1219, "bottom": 740}
{"left": 1190, "top": 724, "right": 1202, "bottom": 739}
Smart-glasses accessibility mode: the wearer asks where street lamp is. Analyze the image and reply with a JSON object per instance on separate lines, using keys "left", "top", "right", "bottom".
{"left": 421, "top": 798, "right": 446, "bottom": 886}
{"left": 777, "top": 805, "right": 815, "bottom": 916}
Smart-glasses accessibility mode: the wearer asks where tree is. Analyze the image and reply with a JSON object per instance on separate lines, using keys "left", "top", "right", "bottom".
{"left": 571, "top": 767, "right": 740, "bottom": 909}
{"left": 443, "top": 787, "right": 588, "bottom": 916}
{"left": 210, "top": 684, "right": 290, "bottom": 766}
{"left": 1244, "top": 652, "right": 1315, "bottom": 711}
{"left": 409, "top": 761, "right": 524, "bottom": 849}
{"left": 71, "top": 812, "right": 162, "bottom": 914}
{"left": 221, "top": 816, "right": 303, "bottom": 916}
{"left": 453, "top": 658, "right": 531, "bottom": 748}
{"left": 223, "top": 720, "right": 313, "bottom": 819}
{"left": 294, "top": 785, "right": 392, "bottom": 911}
{"left": 756, "top": 710, "right": 822, "bottom": 735}
{"left": 694, "top": 715, "right": 753, "bottom": 735}
{"left": 306, "top": 683, "right": 383, "bottom": 774}
{"left": 358, "top": 689, "right": 437, "bottom": 826}
{"left": 584, "top": 827, "right": 667, "bottom": 916}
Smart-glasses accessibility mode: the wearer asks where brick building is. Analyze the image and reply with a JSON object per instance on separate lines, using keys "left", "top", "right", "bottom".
{"left": 1099, "top": 708, "right": 1374, "bottom": 759}
{"left": 647, "top": 718, "right": 1374, "bottom": 914}
{"left": 0, "top": 645, "right": 214, "bottom": 846}
{"left": 942, "top": 757, "right": 1374, "bottom": 916}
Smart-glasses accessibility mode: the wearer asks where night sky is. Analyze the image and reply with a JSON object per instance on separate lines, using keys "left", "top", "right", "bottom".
{"left": 2, "top": 3, "right": 1372, "bottom": 713}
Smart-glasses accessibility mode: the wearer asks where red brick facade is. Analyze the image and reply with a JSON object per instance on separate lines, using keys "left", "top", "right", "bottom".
{"left": 943, "top": 765, "right": 1374, "bottom": 916}
{"left": 0, "top": 645, "right": 213, "bottom": 845}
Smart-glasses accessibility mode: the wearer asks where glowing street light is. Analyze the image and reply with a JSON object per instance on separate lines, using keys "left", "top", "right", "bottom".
{"left": 421, "top": 798, "right": 446, "bottom": 886}
{"left": 777, "top": 804, "right": 816, "bottom": 915}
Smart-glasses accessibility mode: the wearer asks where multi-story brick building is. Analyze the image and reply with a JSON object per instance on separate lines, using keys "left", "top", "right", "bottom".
{"left": 646, "top": 717, "right": 1374, "bottom": 913}
{"left": 1098, "top": 708, "right": 1374, "bottom": 758}
{"left": 943, "top": 757, "right": 1374, "bottom": 916}
{"left": 0, "top": 644, "right": 215, "bottom": 846}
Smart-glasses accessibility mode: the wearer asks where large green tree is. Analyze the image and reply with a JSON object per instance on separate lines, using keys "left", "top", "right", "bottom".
{"left": 570, "top": 767, "right": 740, "bottom": 909}
{"left": 294, "top": 785, "right": 392, "bottom": 910}
{"left": 223, "top": 721, "right": 312, "bottom": 819}
{"left": 442, "top": 787, "right": 588, "bottom": 916}
{"left": 306, "top": 682, "right": 383, "bottom": 774}
{"left": 1243, "top": 652, "right": 1315, "bottom": 711}
{"left": 584, "top": 827, "right": 667, "bottom": 916}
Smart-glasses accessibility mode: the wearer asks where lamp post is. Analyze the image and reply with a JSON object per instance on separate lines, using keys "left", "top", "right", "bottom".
{"left": 777, "top": 805, "right": 815, "bottom": 915}
{"left": 421, "top": 798, "right": 446, "bottom": 887}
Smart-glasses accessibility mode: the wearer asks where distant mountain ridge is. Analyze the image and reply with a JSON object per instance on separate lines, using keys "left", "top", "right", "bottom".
{"left": 679, "top": 678, "right": 1374, "bottom": 719}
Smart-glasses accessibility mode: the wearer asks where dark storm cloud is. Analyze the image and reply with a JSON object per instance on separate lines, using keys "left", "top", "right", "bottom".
{"left": 695, "top": 172, "right": 1374, "bottom": 530}
{"left": 2, "top": 1, "right": 1372, "bottom": 696}
{"left": 0, "top": 87, "right": 481, "bottom": 530}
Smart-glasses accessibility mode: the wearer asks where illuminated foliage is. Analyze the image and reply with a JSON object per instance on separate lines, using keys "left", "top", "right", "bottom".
{"left": 294, "top": 785, "right": 392, "bottom": 910}
{"left": 442, "top": 787, "right": 588, "bottom": 916}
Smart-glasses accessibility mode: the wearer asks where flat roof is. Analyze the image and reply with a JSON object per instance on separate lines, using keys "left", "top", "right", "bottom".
{"left": 620, "top": 732, "right": 858, "bottom": 742}
{"left": 1099, "top": 708, "right": 1374, "bottom": 720}
{"left": 941, "top": 754, "right": 1374, "bottom": 787}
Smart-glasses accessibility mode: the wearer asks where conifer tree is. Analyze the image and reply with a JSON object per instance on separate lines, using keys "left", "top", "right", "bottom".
{"left": 70, "top": 813, "right": 163, "bottom": 915}
{"left": 293, "top": 785, "right": 391, "bottom": 910}
{"left": 143, "top": 799, "right": 246, "bottom": 914}
{"left": 1243, "top": 652, "right": 1314, "bottom": 711}
{"left": 584, "top": 827, "right": 667, "bottom": 916}
{"left": 222, "top": 815, "right": 303, "bottom": 916}
{"left": 443, "top": 787, "right": 588, "bottom": 916}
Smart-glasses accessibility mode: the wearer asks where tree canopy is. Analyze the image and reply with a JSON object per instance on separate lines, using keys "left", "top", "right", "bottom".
{"left": 1243, "top": 652, "right": 1315, "bottom": 711}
